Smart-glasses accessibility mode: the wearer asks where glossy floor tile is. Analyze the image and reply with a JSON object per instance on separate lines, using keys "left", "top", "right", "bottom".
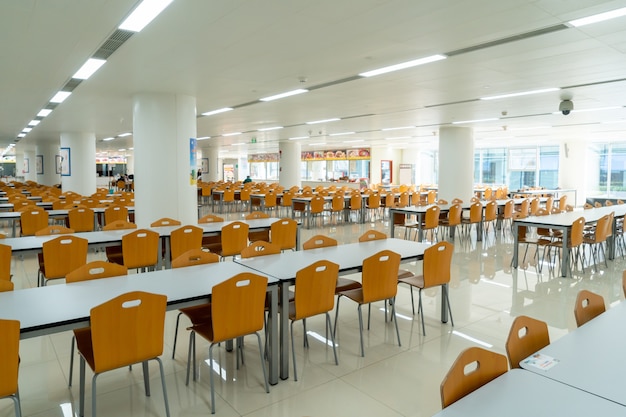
{"left": 2, "top": 210, "right": 625, "bottom": 417}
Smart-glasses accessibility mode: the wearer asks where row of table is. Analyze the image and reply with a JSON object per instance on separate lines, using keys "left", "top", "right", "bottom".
{"left": 0, "top": 237, "right": 430, "bottom": 386}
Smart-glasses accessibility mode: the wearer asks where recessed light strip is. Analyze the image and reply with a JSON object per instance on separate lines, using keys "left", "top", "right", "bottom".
{"left": 359, "top": 54, "right": 446, "bottom": 77}
{"left": 259, "top": 89, "right": 308, "bottom": 102}
{"left": 480, "top": 87, "right": 560, "bottom": 100}
{"left": 569, "top": 6, "right": 626, "bottom": 27}
{"left": 306, "top": 118, "right": 340, "bottom": 125}
{"left": 119, "top": 0, "right": 174, "bottom": 32}
{"left": 201, "top": 107, "right": 233, "bottom": 117}
{"left": 72, "top": 58, "right": 106, "bottom": 80}
{"left": 258, "top": 126, "right": 284, "bottom": 132}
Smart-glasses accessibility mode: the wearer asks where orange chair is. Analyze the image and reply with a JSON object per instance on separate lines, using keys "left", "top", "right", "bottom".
{"left": 103, "top": 204, "right": 128, "bottom": 225}
{"left": 0, "top": 280, "right": 13, "bottom": 292}
{"left": 241, "top": 240, "right": 281, "bottom": 258}
{"left": 68, "top": 207, "right": 95, "bottom": 232}
{"left": 398, "top": 241, "right": 454, "bottom": 335}
{"left": 198, "top": 214, "right": 224, "bottom": 253}
{"left": 302, "top": 234, "right": 337, "bottom": 250}
{"left": 505, "top": 315, "right": 550, "bottom": 369}
{"left": 246, "top": 211, "right": 271, "bottom": 243}
{"left": 170, "top": 225, "right": 203, "bottom": 261}
{"left": 440, "top": 347, "right": 508, "bottom": 408}
{"left": 218, "top": 221, "right": 249, "bottom": 260}
{"left": 122, "top": 229, "right": 160, "bottom": 272}
{"left": 574, "top": 289, "right": 606, "bottom": 327}
{"left": 74, "top": 291, "right": 170, "bottom": 417}
{"left": 185, "top": 273, "right": 270, "bottom": 414}
{"left": 335, "top": 250, "right": 402, "bottom": 357}
{"left": 170, "top": 249, "right": 220, "bottom": 359}
{"left": 20, "top": 208, "right": 49, "bottom": 236}
{"left": 290, "top": 260, "right": 340, "bottom": 380}
{"left": 0, "top": 243, "right": 12, "bottom": 283}
{"left": 270, "top": 218, "right": 297, "bottom": 251}
{"left": 66, "top": 261, "right": 128, "bottom": 387}
{"left": 150, "top": 217, "right": 181, "bottom": 227}
{"left": 0, "top": 319, "right": 21, "bottom": 417}
{"left": 38, "top": 235, "right": 88, "bottom": 286}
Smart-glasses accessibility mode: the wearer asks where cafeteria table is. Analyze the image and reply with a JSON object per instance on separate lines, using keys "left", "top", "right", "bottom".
{"left": 235, "top": 238, "right": 431, "bottom": 380}
{"left": 0, "top": 262, "right": 281, "bottom": 385}
{"left": 432, "top": 369, "right": 625, "bottom": 416}
{"left": 520, "top": 300, "right": 626, "bottom": 406}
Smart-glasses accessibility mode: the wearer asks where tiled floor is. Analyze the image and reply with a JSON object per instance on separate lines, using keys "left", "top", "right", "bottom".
{"left": 3, "top": 209, "right": 625, "bottom": 417}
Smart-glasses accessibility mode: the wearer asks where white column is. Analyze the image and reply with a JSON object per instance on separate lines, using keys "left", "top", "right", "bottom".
{"left": 200, "top": 148, "right": 220, "bottom": 182}
{"left": 279, "top": 141, "right": 301, "bottom": 187}
{"left": 35, "top": 143, "right": 60, "bottom": 187}
{"left": 21, "top": 148, "right": 37, "bottom": 182}
{"left": 133, "top": 93, "right": 197, "bottom": 227}
{"left": 60, "top": 132, "right": 96, "bottom": 196}
{"left": 125, "top": 153, "right": 134, "bottom": 175}
{"left": 560, "top": 140, "right": 586, "bottom": 206}
{"left": 438, "top": 126, "right": 474, "bottom": 203}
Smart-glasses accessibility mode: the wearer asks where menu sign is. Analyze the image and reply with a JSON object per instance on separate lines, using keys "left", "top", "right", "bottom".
{"left": 301, "top": 148, "right": 370, "bottom": 161}
{"left": 248, "top": 153, "right": 279, "bottom": 162}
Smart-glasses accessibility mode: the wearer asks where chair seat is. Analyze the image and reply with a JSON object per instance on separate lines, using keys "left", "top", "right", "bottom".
{"left": 337, "top": 287, "right": 364, "bottom": 303}
{"left": 397, "top": 269, "right": 414, "bottom": 280}
{"left": 180, "top": 304, "right": 212, "bottom": 326}
{"left": 336, "top": 277, "right": 362, "bottom": 293}
{"left": 73, "top": 327, "right": 96, "bottom": 370}
{"left": 189, "top": 321, "right": 215, "bottom": 343}
{"left": 398, "top": 274, "right": 425, "bottom": 289}
{"left": 105, "top": 245, "right": 124, "bottom": 265}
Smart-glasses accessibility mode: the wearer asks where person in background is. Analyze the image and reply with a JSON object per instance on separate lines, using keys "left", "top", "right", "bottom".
{"left": 243, "top": 175, "right": 252, "bottom": 184}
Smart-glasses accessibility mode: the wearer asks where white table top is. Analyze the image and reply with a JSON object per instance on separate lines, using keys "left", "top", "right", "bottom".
{"left": 235, "top": 238, "right": 430, "bottom": 280}
{"left": 0, "top": 262, "right": 274, "bottom": 338}
{"left": 514, "top": 204, "right": 626, "bottom": 228}
{"left": 433, "top": 369, "right": 625, "bottom": 416}
{"left": 520, "top": 300, "right": 626, "bottom": 406}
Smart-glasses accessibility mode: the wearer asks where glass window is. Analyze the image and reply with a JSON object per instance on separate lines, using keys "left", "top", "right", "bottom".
{"left": 538, "top": 146, "right": 559, "bottom": 189}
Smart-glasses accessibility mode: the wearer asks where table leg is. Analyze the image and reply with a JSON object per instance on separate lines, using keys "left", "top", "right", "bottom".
{"left": 279, "top": 281, "right": 290, "bottom": 380}
{"left": 512, "top": 222, "right": 519, "bottom": 268}
{"left": 268, "top": 284, "right": 279, "bottom": 385}
{"left": 561, "top": 228, "right": 569, "bottom": 277}
{"left": 441, "top": 283, "right": 449, "bottom": 323}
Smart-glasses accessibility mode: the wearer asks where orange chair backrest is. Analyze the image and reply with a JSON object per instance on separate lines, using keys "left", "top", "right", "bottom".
{"left": 281, "top": 191, "right": 293, "bottom": 207}
{"left": 361, "top": 250, "right": 400, "bottom": 303}
{"left": 270, "top": 218, "right": 297, "bottom": 250}
{"left": 424, "top": 205, "right": 440, "bottom": 229}
{"left": 66, "top": 260, "right": 128, "bottom": 283}
{"left": 122, "top": 229, "right": 160, "bottom": 269}
{"left": 0, "top": 319, "right": 20, "bottom": 397}
{"left": 293, "top": 260, "right": 339, "bottom": 320}
{"left": 104, "top": 205, "right": 128, "bottom": 225}
{"left": 367, "top": 193, "right": 380, "bottom": 209}
{"left": 198, "top": 214, "right": 224, "bottom": 224}
{"left": 172, "top": 248, "right": 219, "bottom": 268}
{"left": 484, "top": 201, "right": 497, "bottom": 222}
{"left": 469, "top": 202, "right": 482, "bottom": 222}
{"left": 264, "top": 191, "right": 277, "bottom": 208}
{"left": 68, "top": 207, "right": 95, "bottom": 232}
{"left": 20, "top": 209, "right": 49, "bottom": 236}
{"left": 358, "top": 230, "right": 387, "bottom": 242}
{"left": 42, "top": 235, "right": 88, "bottom": 279}
{"left": 440, "top": 347, "right": 508, "bottom": 408}
{"left": 427, "top": 190, "right": 436, "bottom": 204}
{"left": 241, "top": 241, "right": 281, "bottom": 258}
{"left": 90, "top": 291, "right": 167, "bottom": 373}
{"left": 0, "top": 243, "right": 11, "bottom": 282}
{"left": 423, "top": 241, "right": 454, "bottom": 287}
{"left": 150, "top": 217, "right": 181, "bottom": 227}
{"left": 349, "top": 193, "right": 362, "bottom": 210}
{"left": 170, "top": 225, "right": 203, "bottom": 260}
{"left": 558, "top": 195, "right": 567, "bottom": 211}
{"left": 310, "top": 195, "right": 325, "bottom": 214}
{"left": 574, "top": 289, "right": 606, "bottom": 327}
{"left": 220, "top": 221, "right": 250, "bottom": 257}
{"left": 502, "top": 200, "right": 514, "bottom": 219}
{"left": 222, "top": 188, "right": 235, "bottom": 202}
{"left": 210, "top": 273, "right": 268, "bottom": 342}
{"left": 103, "top": 220, "right": 137, "bottom": 231}
{"left": 505, "top": 315, "right": 550, "bottom": 369}
{"left": 0, "top": 280, "right": 14, "bottom": 292}
{"left": 331, "top": 193, "right": 344, "bottom": 211}
{"left": 246, "top": 211, "right": 269, "bottom": 220}
{"left": 447, "top": 204, "right": 463, "bottom": 227}
{"left": 303, "top": 234, "right": 338, "bottom": 250}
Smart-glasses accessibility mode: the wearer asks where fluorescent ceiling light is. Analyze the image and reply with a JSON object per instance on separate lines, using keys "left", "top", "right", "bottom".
{"left": 382, "top": 126, "right": 414, "bottom": 131}
{"left": 201, "top": 107, "right": 233, "bottom": 117}
{"left": 344, "top": 140, "right": 364, "bottom": 143}
{"left": 329, "top": 131, "right": 355, "bottom": 136}
{"left": 197, "top": 136, "right": 211, "bottom": 140}
{"left": 129, "top": 147, "right": 134, "bottom": 150}
{"left": 259, "top": 89, "right": 308, "bottom": 102}
{"left": 72, "top": 58, "right": 106, "bottom": 80}
{"left": 223, "top": 132, "right": 242, "bottom": 137}
{"left": 452, "top": 118, "right": 499, "bottom": 124}
{"left": 386, "top": 136, "right": 411, "bottom": 140}
{"left": 37, "top": 109, "right": 52, "bottom": 117}
{"left": 50, "top": 91, "right": 71, "bottom": 103}
{"left": 231, "top": 142, "right": 245, "bottom": 145}
{"left": 118, "top": 148, "right": 126, "bottom": 151}
{"left": 480, "top": 87, "right": 560, "bottom": 100}
{"left": 569, "top": 6, "right": 626, "bottom": 27}
{"left": 289, "top": 136, "right": 309, "bottom": 140}
{"left": 22, "top": 127, "right": 32, "bottom": 133}
{"left": 359, "top": 54, "right": 446, "bottom": 77}
{"left": 306, "top": 118, "right": 340, "bottom": 125}
{"left": 117, "top": 132, "right": 132, "bottom": 137}
{"left": 28, "top": 120, "right": 40, "bottom": 126}
{"left": 309, "top": 142, "right": 326, "bottom": 146}
{"left": 258, "top": 126, "right": 283, "bottom": 132}
{"left": 17, "top": 133, "right": 26, "bottom": 138}
{"left": 103, "top": 137, "right": 115, "bottom": 141}
{"left": 119, "top": 0, "right": 174, "bottom": 32}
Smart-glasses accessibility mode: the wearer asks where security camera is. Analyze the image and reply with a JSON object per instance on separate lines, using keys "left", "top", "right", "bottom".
{"left": 559, "top": 100, "right": 573, "bottom": 115}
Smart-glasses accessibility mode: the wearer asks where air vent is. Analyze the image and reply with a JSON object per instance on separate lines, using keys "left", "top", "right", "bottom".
{"left": 92, "top": 29, "right": 135, "bottom": 59}
{"left": 63, "top": 78, "right": 83, "bottom": 92}
{"left": 446, "top": 25, "right": 569, "bottom": 56}
{"left": 308, "top": 76, "right": 363, "bottom": 91}
{"left": 563, "top": 77, "right": 626, "bottom": 90}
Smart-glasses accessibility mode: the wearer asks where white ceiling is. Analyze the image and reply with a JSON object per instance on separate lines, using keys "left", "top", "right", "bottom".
{"left": 3, "top": 0, "right": 626, "bottom": 160}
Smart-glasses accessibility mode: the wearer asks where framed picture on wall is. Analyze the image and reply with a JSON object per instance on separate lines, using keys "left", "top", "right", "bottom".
{"left": 36, "top": 155, "right": 43, "bottom": 175}
{"left": 201, "top": 158, "right": 209, "bottom": 174}
{"left": 55, "top": 155, "right": 62, "bottom": 174}
{"left": 60, "top": 147, "right": 71, "bottom": 176}
{"left": 23, "top": 158, "right": 29, "bottom": 174}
